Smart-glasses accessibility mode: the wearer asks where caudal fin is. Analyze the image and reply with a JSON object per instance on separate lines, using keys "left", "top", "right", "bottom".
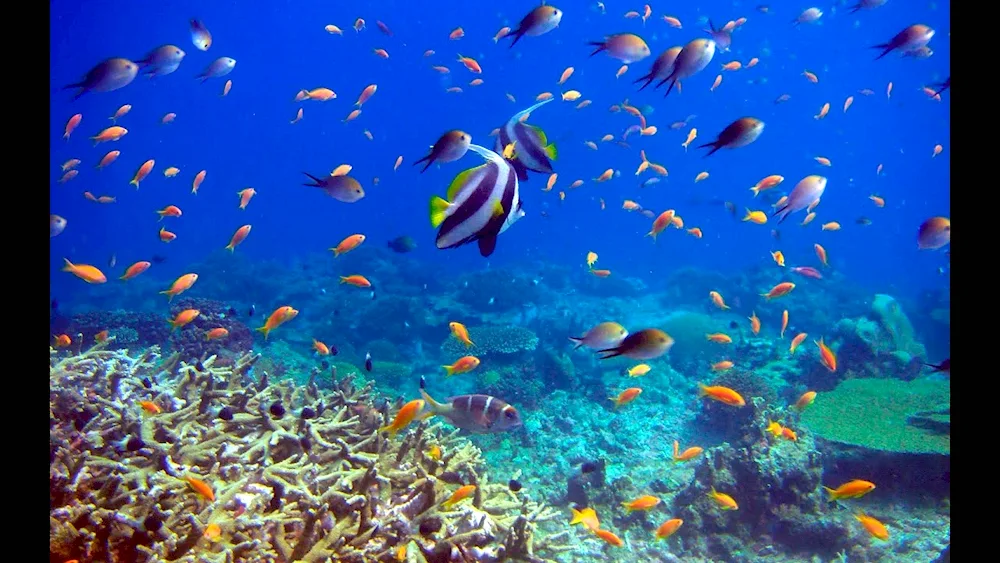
{"left": 413, "top": 154, "right": 433, "bottom": 173}
{"left": 697, "top": 141, "right": 722, "bottom": 157}
{"left": 657, "top": 69, "right": 680, "bottom": 98}
{"left": 419, "top": 375, "right": 447, "bottom": 414}
{"left": 596, "top": 346, "right": 623, "bottom": 360}
{"left": 568, "top": 336, "right": 585, "bottom": 350}
{"left": 772, "top": 203, "right": 792, "bottom": 223}
{"left": 633, "top": 72, "right": 655, "bottom": 91}
{"left": 302, "top": 172, "right": 323, "bottom": 187}
{"left": 507, "top": 27, "right": 525, "bottom": 49}
{"left": 587, "top": 41, "right": 607, "bottom": 58}
{"left": 871, "top": 43, "right": 893, "bottom": 60}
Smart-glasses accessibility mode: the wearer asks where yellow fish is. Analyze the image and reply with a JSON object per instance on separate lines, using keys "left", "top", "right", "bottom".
{"left": 743, "top": 208, "right": 768, "bottom": 224}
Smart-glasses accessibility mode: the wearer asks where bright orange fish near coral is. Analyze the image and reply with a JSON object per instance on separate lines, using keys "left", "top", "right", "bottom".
{"left": 815, "top": 337, "right": 837, "bottom": 372}
{"left": 256, "top": 306, "right": 298, "bottom": 340}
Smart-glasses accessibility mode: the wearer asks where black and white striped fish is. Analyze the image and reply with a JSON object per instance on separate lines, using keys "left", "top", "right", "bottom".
{"left": 429, "top": 144, "right": 524, "bottom": 257}
{"left": 495, "top": 98, "right": 558, "bottom": 181}
{"left": 419, "top": 375, "right": 522, "bottom": 433}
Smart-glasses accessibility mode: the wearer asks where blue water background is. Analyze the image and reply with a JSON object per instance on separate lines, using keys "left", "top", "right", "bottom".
{"left": 50, "top": 0, "right": 950, "bottom": 305}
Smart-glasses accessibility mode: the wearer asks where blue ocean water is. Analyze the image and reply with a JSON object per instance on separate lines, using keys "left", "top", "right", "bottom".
{"left": 50, "top": 0, "right": 949, "bottom": 304}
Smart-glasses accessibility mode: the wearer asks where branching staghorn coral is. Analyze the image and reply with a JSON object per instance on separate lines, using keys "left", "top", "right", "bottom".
{"left": 50, "top": 342, "right": 571, "bottom": 562}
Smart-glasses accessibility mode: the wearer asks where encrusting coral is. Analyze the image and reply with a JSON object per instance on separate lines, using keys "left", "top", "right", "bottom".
{"left": 440, "top": 326, "right": 540, "bottom": 358}
{"left": 50, "top": 341, "right": 573, "bottom": 563}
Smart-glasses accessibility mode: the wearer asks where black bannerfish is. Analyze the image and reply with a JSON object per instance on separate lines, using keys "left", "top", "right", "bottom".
{"left": 429, "top": 144, "right": 524, "bottom": 257}
{"left": 495, "top": 98, "right": 557, "bottom": 181}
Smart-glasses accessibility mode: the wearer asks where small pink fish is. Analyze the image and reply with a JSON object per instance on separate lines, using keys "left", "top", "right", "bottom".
{"left": 774, "top": 176, "right": 827, "bottom": 223}
{"left": 790, "top": 266, "right": 823, "bottom": 279}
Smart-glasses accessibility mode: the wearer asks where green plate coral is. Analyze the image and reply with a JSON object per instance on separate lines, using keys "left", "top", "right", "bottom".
{"left": 800, "top": 378, "right": 950, "bottom": 455}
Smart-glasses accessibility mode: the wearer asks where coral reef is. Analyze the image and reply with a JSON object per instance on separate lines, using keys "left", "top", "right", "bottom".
{"left": 168, "top": 297, "right": 254, "bottom": 364}
{"left": 695, "top": 369, "right": 778, "bottom": 443}
{"left": 50, "top": 344, "right": 573, "bottom": 563}
{"left": 801, "top": 378, "right": 951, "bottom": 499}
{"left": 440, "top": 325, "right": 540, "bottom": 359}
{"left": 675, "top": 399, "right": 847, "bottom": 560}
{"left": 58, "top": 309, "right": 172, "bottom": 350}
{"left": 816, "top": 295, "right": 929, "bottom": 388}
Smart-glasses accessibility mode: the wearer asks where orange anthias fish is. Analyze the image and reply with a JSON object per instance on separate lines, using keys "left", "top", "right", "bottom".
{"left": 709, "top": 291, "right": 730, "bottom": 310}
{"left": 647, "top": 210, "right": 676, "bottom": 241}
{"left": 594, "top": 528, "right": 624, "bottom": 547}
{"left": 169, "top": 309, "right": 200, "bottom": 330}
{"left": 706, "top": 333, "right": 732, "bottom": 344}
{"left": 51, "top": 333, "right": 72, "bottom": 348}
{"left": 313, "top": 339, "right": 331, "bottom": 355}
{"left": 256, "top": 306, "right": 299, "bottom": 340}
{"left": 340, "top": 274, "right": 372, "bottom": 287}
{"left": 713, "top": 360, "right": 734, "bottom": 371}
{"left": 206, "top": 327, "right": 229, "bottom": 341}
{"left": 569, "top": 507, "right": 600, "bottom": 532}
{"left": 62, "top": 259, "right": 108, "bottom": 284}
{"left": 789, "top": 332, "right": 808, "bottom": 354}
{"left": 160, "top": 273, "right": 198, "bottom": 301}
{"left": 138, "top": 400, "right": 161, "bottom": 414}
{"left": 379, "top": 399, "right": 425, "bottom": 437}
{"left": 622, "top": 495, "right": 660, "bottom": 513}
{"left": 761, "top": 282, "right": 796, "bottom": 300}
{"left": 610, "top": 387, "right": 642, "bottom": 408}
{"left": 816, "top": 337, "right": 837, "bottom": 372}
{"left": 708, "top": 487, "right": 738, "bottom": 510}
{"left": 120, "top": 261, "right": 151, "bottom": 280}
{"left": 442, "top": 484, "right": 476, "bottom": 508}
{"left": 698, "top": 384, "right": 746, "bottom": 407}
{"left": 443, "top": 355, "right": 480, "bottom": 377}
{"left": 855, "top": 512, "right": 889, "bottom": 540}
{"left": 331, "top": 234, "right": 366, "bottom": 256}
{"left": 186, "top": 475, "right": 215, "bottom": 501}
{"left": 656, "top": 518, "right": 683, "bottom": 540}
{"left": 766, "top": 420, "right": 784, "bottom": 438}
{"left": 793, "top": 391, "right": 816, "bottom": 411}
{"left": 794, "top": 391, "right": 817, "bottom": 410}
{"left": 824, "top": 479, "right": 876, "bottom": 500}
{"left": 748, "top": 311, "right": 761, "bottom": 335}
{"left": 673, "top": 440, "right": 704, "bottom": 462}
{"left": 450, "top": 321, "right": 475, "bottom": 347}
{"left": 226, "top": 225, "right": 252, "bottom": 252}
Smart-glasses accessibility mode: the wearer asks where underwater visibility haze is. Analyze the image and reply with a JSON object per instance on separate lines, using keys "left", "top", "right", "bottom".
{"left": 50, "top": 1, "right": 950, "bottom": 561}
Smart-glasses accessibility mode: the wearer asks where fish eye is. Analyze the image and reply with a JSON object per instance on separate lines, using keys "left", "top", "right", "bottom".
{"left": 504, "top": 410, "right": 516, "bottom": 419}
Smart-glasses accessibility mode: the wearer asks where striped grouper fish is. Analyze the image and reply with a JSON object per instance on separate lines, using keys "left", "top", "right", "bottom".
{"left": 429, "top": 144, "right": 524, "bottom": 257}
{"left": 419, "top": 375, "right": 522, "bottom": 433}
{"left": 495, "top": 98, "right": 558, "bottom": 181}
